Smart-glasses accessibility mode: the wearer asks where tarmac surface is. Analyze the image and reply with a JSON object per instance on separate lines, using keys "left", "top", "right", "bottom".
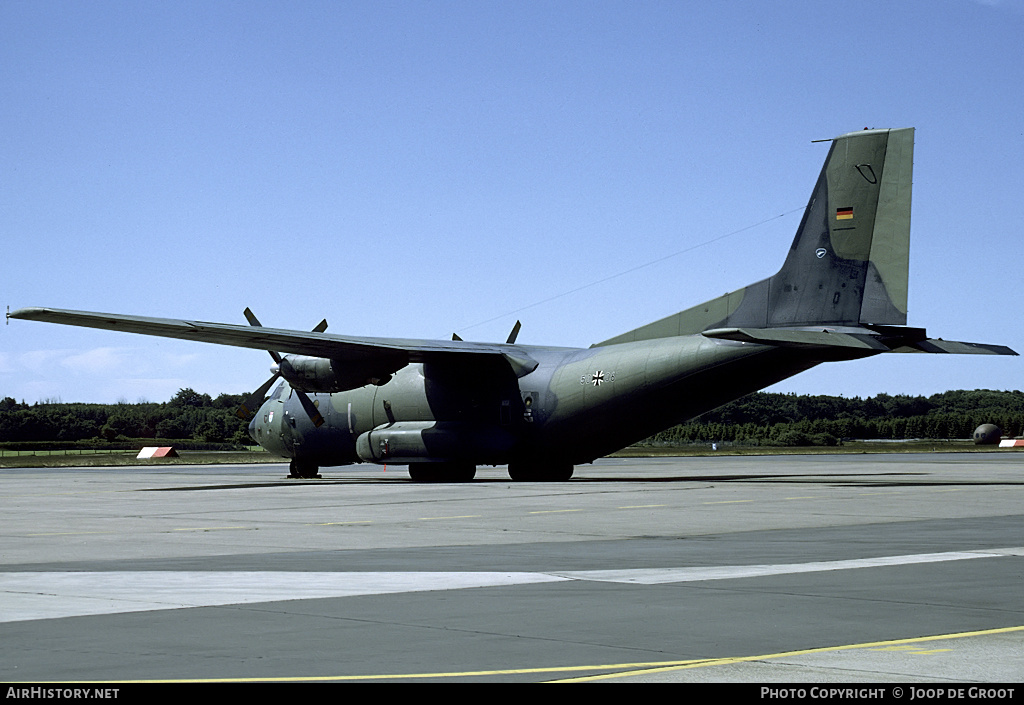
{"left": 2, "top": 452, "right": 1023, "bottom": 684}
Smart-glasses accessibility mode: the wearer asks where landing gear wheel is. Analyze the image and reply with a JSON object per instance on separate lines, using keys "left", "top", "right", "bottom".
{"left": 408, "top": 463, "right": 477, "bottom": 482}
{"left": 289, "top": 459, "right": 321, "bottom": 479}
{"left": 507, "top": 462, "right": 574, "bottom": 482}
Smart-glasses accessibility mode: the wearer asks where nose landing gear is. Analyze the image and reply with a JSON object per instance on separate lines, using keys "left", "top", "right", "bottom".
{"left": 288, "top": 459, "right": 321, "bottom": 479}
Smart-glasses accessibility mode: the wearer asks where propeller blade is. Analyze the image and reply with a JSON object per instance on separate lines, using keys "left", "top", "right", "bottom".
{"left": 236, "top": 372, "right": 281, "bottom": 420}
{"left": 238, "top": 308, "right": 326, "bottom": 426}
{"left": 242, "top": 307, "right": 262, "bottom": 327}
{"left": 243, "top": 308, "right": 283, "bottom": 363}
{"left": 295, "top": 390, "right": 325, "bottom": 428}
{"left": 506, "top": 320, "right": 522, "bottom": 345}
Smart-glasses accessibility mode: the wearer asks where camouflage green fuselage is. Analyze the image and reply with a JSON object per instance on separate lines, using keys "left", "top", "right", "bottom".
{"left": 252, "top": 335, "right": 858, "bottom": 468}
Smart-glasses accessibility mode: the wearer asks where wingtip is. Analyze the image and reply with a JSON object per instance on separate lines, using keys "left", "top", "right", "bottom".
{"left": 7, "top": 306, "right": 48, "bottom": 320}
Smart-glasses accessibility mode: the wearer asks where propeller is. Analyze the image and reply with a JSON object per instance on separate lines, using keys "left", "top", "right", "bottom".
{"left": 235, "top": 308, "right": 328, "bottom": 427}
{"left": 452, "top": 320, "right": 521, "bottom": 344}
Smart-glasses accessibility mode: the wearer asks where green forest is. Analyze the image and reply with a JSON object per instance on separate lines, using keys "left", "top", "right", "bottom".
{"left": 0, "top": 388, "right": 252, "bottom": 449}
{"left": 647, "top": 389, "right": 1024, "bottom": 447}
{"left": 1, "top": 388, "right": 1022, "bottom": 450}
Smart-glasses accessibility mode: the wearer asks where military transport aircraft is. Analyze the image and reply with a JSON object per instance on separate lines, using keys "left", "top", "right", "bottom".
{"left": 9, "top": 128, "right": 1017, "bottom": 481}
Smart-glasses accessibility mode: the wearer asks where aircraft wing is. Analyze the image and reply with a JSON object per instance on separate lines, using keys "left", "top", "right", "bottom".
{"left": 7, "top": 307, "right": 543, "bottom": 376}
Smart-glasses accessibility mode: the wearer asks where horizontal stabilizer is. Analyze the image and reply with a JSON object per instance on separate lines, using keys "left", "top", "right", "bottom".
{"left": 702, "top": 327, "right": 890, "bottom": 351}
{"left": 702, "top": 327, "right": 1017, "bottom": 356}
{"left": 888, "top": 339, "right": 1019, "bottom": 356}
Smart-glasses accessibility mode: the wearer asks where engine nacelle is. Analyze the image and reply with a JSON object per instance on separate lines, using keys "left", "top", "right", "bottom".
{"left": 274, "top": 355, "right": 399, "bottom": 393}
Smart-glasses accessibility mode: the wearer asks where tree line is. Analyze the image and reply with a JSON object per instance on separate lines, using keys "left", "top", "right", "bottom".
{"left": 648, "top": 389, "right": 1024, "bottom": 447}
{"left": 0, "top": 388, "right": 251, "bottom": 448}
{"left": 1, "top": 388, "right": 1022, "bottom": 449}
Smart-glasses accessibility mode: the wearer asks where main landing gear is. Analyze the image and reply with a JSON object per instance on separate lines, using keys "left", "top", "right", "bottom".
{"left": 507, "top": 462, "right": 574, "bottom": 482}
{"left": 405, "top": 462, "right": 574, "bottom": 482}
{"left": 284, "top": 460, "right": 574, "bottom": 482}
{"left": 407, "top": 462, "right": 477, "bottom": 482}
{"left": 288, "top": 459, "right": 321, "bottom": 479}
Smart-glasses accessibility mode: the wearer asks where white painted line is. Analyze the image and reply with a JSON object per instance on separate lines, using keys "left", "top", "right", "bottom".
{"left": 0, "top": 571, "right": 570, "bottom": 623}
{"left": 2, "top": 548, "right": 1019, "bottom": 623}
{"left": 553, "top": 549, "right": 1024, "bottom": 584}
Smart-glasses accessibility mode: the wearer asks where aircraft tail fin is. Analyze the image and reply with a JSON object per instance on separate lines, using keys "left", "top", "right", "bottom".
{"left": 766, "top": 127, "right": 914, "bottom": 328}
{"left": 597, "top": 128, "right": 915, "bottom": 346}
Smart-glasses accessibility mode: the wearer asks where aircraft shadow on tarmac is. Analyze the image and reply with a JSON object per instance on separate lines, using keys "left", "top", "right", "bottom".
{"left": 134, "top": 471, "right": 1024, "bottom": 493}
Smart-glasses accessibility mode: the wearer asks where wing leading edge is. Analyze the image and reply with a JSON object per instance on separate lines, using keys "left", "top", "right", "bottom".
{"left": 7, "top": 307, "right": 544, "bottom": 377}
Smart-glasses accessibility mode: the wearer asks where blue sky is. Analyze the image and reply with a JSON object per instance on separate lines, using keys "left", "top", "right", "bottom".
{"left": 2, "top": 0, "right": 1022, "bottom": 404}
